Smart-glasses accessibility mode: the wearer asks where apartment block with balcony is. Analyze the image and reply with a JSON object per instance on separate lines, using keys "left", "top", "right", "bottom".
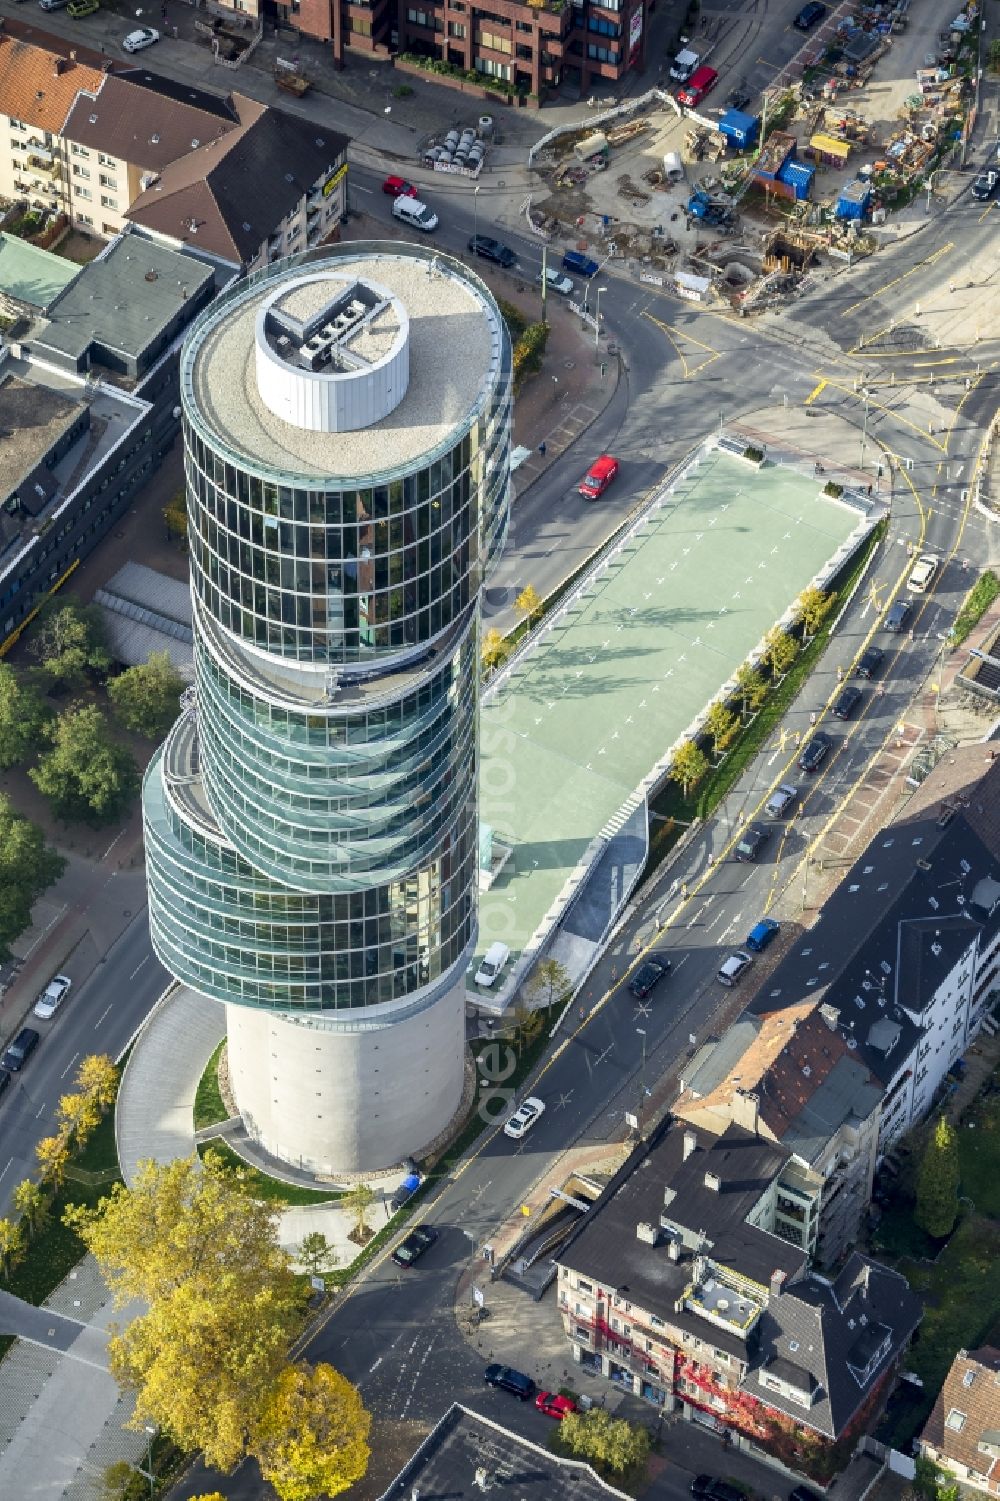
{"left": 556, "top": 1120, "right": 922, "bottom": 1458}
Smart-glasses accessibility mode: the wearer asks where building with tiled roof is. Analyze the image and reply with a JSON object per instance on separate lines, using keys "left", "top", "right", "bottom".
{"left": 675, "top": 999, "right": 883, "bottom": 1265}
{"left": 918, "top": 1346, "right": 1000, "bottom": 1496}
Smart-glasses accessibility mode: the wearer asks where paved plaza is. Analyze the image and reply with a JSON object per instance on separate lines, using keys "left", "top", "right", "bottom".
{"left": 474, "top": 446, "right": 864, "bottom": 987}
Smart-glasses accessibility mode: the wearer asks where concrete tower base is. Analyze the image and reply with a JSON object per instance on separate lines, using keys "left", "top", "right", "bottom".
{"left": 225, "top": 982, "right": 466, "bottom": 1175}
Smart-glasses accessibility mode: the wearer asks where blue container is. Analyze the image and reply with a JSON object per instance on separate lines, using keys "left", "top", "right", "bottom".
{"left": 776, "top": 158, "right": 815, "bottom": 200}
{"left": 718, "top": 109, "right": 760, "bottom": 150}
{"left": 835, "top": 179, "right": 871, "bottom": 220}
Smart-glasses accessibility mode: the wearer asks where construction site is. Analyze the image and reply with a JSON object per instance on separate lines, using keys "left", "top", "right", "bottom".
{"left": 525, "top": 0, "right": 981, "bottom": 313}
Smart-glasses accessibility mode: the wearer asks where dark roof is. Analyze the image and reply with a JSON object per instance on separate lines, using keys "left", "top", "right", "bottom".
{"left": 117, "top": 67, "right": 238, "bottom": 119}
{"left": 743, "top": 1254, "right": 923, "bottom": 1438}
{"left": 376, "top": 1403, "right": 632, "bottom": 1501}
{"left": 62, "top": 72, "right": 238, "bottom": 174}
{"left": 126, "top": 94, "right": 348, "bottom": 263}
{"left": 745, "top": 761, "right": 1000, "bottom": 1084}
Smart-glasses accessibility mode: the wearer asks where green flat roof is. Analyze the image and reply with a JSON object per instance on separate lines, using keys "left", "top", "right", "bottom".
{"left": 474, "top": 447, "right": 862, "bottom": 987}
{"left": 0, "top": 232, "right": 80, "bottom": 312}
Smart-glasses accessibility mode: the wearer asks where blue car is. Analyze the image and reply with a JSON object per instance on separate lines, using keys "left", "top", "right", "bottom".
{"left": 562, "top": 249, "right": 599, "bottom": 278}
{"left": 746, "top": 919, "right": 780, "bottom": 954}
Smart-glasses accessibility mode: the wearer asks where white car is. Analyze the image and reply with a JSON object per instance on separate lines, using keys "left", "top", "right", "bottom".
{"left": 541, "top": 268, "right": 574, "bottom": 297}
{"left": 765, "top": 783, "right": 798, "bottom": 818}
{"left": 122, "top": 26, "right": 159, "bottom": 52}
{"left": 503, "top": 1096, "right": 545, "bottom": 1140}
{"left": 33, "top": 973, "right": 71, "bottom": 1020}
{"left": 907, "top": 554, "right": 938, "bottom": 593}
{"left": 717, "top": 952, "right": 753, "bottom": 988}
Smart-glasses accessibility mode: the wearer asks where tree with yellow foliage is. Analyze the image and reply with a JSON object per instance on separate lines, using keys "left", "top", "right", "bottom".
{"left": 57, "top": 1090, "right": 100, "bottom": 1146}
{"left": 75, "top": 1054, "right": 119, "bottom": 1114}
{"left": 254, "top": 1362, "right": 371, "bottom": 1501}
{"left": 36, "top": 1134, "right": 70, "bottom": 1188}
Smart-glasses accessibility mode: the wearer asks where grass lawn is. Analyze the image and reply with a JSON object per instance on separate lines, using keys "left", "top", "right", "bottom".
{"left": 193, "top": 1039, "right": 229, "bottom": 1131}
{"left": 957, "top": 1094, "right": 1000, "bottom": 1218}
{"left": 196, "top": 1139, "right": 340, "bottom": 1208}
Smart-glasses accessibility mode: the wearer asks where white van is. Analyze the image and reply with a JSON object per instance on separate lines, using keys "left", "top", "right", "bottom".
{"left": 475, "top": 942, "right": 510, "bottom": 988}
{"left": 392, "top": 196, "right": 438, "bottom": 232}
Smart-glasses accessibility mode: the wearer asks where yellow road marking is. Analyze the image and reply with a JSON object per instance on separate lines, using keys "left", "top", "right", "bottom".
{"left": 642, "top": 311, "right": 721, "bottom": 379}
{"left": 805, "top": 378, "right": 827, "bottom": 405}
{"left": 821, "top": 376, "right": 949, "bottom": 452}
{"left": 841, "top": 243, "right": 954, "bottom": 318}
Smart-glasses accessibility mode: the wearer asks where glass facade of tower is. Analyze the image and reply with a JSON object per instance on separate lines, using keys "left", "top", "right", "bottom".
{"left": 143, "top": 244, "right": 511, "bottom": 1014}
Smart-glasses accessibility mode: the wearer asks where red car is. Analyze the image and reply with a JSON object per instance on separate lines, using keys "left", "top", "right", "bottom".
{"left": 677, "top": 65, "right": 718, "bottom": 108}
{"left": 535, "top": 1391, "right": 577, "bottom": 1419}
{"left": 578, "top": 454, "right": 619, "bottom": 500}
{"left": 382, "top": 175, "right": 418, "bottom": 197}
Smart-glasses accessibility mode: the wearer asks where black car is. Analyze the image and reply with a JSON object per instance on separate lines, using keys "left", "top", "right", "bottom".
{"left": 886, "top": 598, "right": 912, "bottom": 633}
{"left": 468, "top": 235, "right": 515, "bottom": 268}
{"left": 794, "top": 0, "right": 826, "bottom": 26}
{"left": 832, "top": 685, "right": 862, "bottom": 720}
{"left": 726, "top": 84, "right": 750, "bottom": 110}
{"left": 628, "top": 957, "right": 670, "bottom": 998}
{"left": 691, "top": 1479, "right": 745, "bottom": 1501}
{"left": 856, "top": 646, "right": 884, "bottom": 679}
{"left": 799, "top": 731, "right": 832, "bottom": 773}
{"left": 390, "top": 1223, "right": 438, "bottom": 1267}
{"left": 0, "top": 1027, "right": 39, "bottom": 1072}
{"left": 735, "top": 824, "right": 770, "bottom": 862}
{"left": 484, "top": 1363, "right": 536, "bottom": 1399}
{"left": 972, "top": 169, "right": 999, "bottom": 201}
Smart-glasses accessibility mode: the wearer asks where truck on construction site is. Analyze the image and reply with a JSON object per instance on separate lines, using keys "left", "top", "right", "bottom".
{"left": 686, "top": 190, "right": 735, "bottom": 226}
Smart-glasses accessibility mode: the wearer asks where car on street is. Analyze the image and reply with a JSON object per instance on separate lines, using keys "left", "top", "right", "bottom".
{"left": 484, "top": 1363, "right": 536, "bottom": 1399}
{"left": 692, "top": 1480, "right": 746, "bottom": 1501}
{"left": 468, "top": 234, "right": 515, "bottom": 267}
{"left": 717, "top": 952, "right": 753, "bottom": 987}
{"left": 33, "top": 973, "right": 72, "bottom": 1020}
{"left": 628, "top": 957, "right": 670, "bottom": 998}
{"left": 390, "top": 1224, "right": 438, "bottom": 1267}
{"left": 382, "top": 174, "right": 417, "bottom": 197}
{"left": 726, "top": 83, "right": 750, "bottom": 110}
{"left": 676, "top": 65, "right": 718, "bottom": 108}
{"left": 746, "top": 918, "right": 780, "bottom": 953}
{"left": 503, "top": 1096, "right": 545, "bottom": 1140}
{"left": 536, "top": 1391, "right": 577, "bottom": 1419}
{"left": 832, "top": 685, "right": 862, "bottom": 720}
{"left": 735, "top": 824, "right": 770, "bottom": 862}
{"left": 1, "top": 1027, "right": 40, "bottom": 1072}
{"left": 390, "top": 1170, "right": 422, "bottom": 1213}
{"left": 122, "top": 25, "right": 159, "bottom": 50}
{"left": 972, "top": 169, "right": 999, "bottom": 201}
{"left": 562, "top": 249, "right": 600, "bottom": 277}
{"left": 765, "top": 782, "right": 798, "bottom": 817}
{"left": 67, "top": 0, "right": 99, "bottom": 15}
{"left": 578, "top": 454, "right": 619, "bottom": 499}
{"left": 907, "top": 553, "right": 939, "bottom": 592}
{"left": 794, "top": 0, "right": 827, "bottom": 26}
{"left": 799, "top": 731, "right": 832, "bottom": 772}
{"left": 541, "top": 267, "right": 574, "bottom": 296}
{"left": 886, "top": 598, "right": 912, "bottom": 632}
{"left": 856, "top": 646, "right": 884, "bottom": 679}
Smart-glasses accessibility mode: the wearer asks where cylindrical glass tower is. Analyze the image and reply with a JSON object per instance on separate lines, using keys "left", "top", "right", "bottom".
{"left": 142, "top": 243, "right": 512, "bottom": 1172}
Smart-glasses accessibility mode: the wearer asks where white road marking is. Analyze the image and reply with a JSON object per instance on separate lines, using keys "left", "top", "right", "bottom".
{"left": 60, "top": 1051, "right": 80, "bottom": 1079}
{"left": 93, "top": 1004, "right": 113, "bottom": 1030}
{"left": 0, "top": 1158, "right": 13, "bottom": 1184}
{"left": 352, "top": 184, "right": 374, "bottom": 194}
{"left": 129, "top": 957, "right": 149, "bottom": 981}
{"left": 368, "top": 1356, "right": 383, "bottom": 1375}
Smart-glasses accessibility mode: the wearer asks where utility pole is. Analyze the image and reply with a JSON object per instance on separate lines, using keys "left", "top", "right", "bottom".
{"left": 541, "top": 241, "right": 547, "bottom": 323}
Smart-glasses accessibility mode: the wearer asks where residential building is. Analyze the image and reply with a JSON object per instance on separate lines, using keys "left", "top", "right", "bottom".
{"left": 918, "top": 1346, "right": 1000, "bottom": 1496}
{"left": 556, "top": 1119, "right": 922, "bottom": 1464}
{"left": 0, "top": 230, "right": 219, "bottom": 653}
{"left": 283, "top": 0, "right": 395, "bottom": 67}
{"left": 141, "top": 242, "right": 512, "bottom": 1174}
{"left": 675, "top": 998, "right": 883, "bottom": 1266}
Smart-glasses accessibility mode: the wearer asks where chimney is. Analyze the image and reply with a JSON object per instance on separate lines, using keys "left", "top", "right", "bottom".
{"left": 53, "top": 57, "right": 65, "bottom": 76}
{"left": 770, "top": 1268, "right": 786, "bottom": 1299}
{"left": 69, "top": 48, "right": 77, "bottom": 61}
{"left": 704, "top": 1171, "right": 721, "bottom": 1193}
{"left": 819, "top": 1003, "right": 840, "bottom": 1032}
{"left": 731, "top": 1088, "right": 760, "bottom": 1133}
{"left": 683, "top": 1130, "right": 697, "bottom": 1161}
{"left": 667, "top": 1237, "right": 682, "bottom": 1261}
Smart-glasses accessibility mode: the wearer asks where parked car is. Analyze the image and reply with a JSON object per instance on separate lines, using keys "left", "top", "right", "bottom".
{"left": 382, "top": 174, "right": 417, "bottom": 197}
{"left": 33, "top": 973, "right": 71, "bottom": 1020}
{"left": 832, "top": 685, "right": 862, "bottom": 720}
{"left": 856, "top": 646, "right": 884, "bottom": 679}
{"left": 692, "top": 1480, "right": 746, "bottom": 1501}
{"left": 765, "top": 782, "right": 798, "bottom": 818}
{"left": 562, "top": 249, "right": 599, "bottom": 277}
{"left": 628, "top": 957, "right": 670, "bottom": 998}
{"left": 390, "top": 1171, "right": 422, "bottom": 1213}
{"left": 484, "top": 1363, "right": 535, "bottom": 1399}
{"left": 907, "top": 553, "right": 939, "bottom": 593}
{"left": 475, "top": 941, "right": 509, "bottom": 988}
{"left": 1, "top": 1027, "right": 40, "bottom": 1072}
{"left": 536, "top": 1391, "right": 577, "bottom": 1419}
{"left": 717, "top": 952, "right": 753, "bottom": 987}
{"left": 676, "top": 65, "right": 718, "bottom": 108}
{"left": 746, "top": 918, "right": 780, "bottom": 953}
{"left": 578, "top": 454, "right": 619, "bottom": 499}
{"left": 503, "top": 1096, "right": 545, "bottom": 1140}
{"left": 122, "top": 24, "right": 158, "bottom": 50}
{"left": 468, "top": 234, "right": 515, "bottom": 267}
{"left": 67, "top": 0, "right": 99, "bottom": 15}
{"left": 794, "top": 0, "right": 827, "bottom": 26}
{"left": 390, "top": 1224, "right": 438, "bottom": 1267}
{"left": 735, "top": 824, "right": 770, "bottom": 862}
{"left": 541, "top": 267, "right": 574, "bottom": 296}
{"left": 799, "top": 731, "right": 832, "bottom": 772}
{"left": 669, "top": 46, "right": 700, "bottom": 82}
{"left": 726, "top": 83, "right": 750, "bottom": 110}
{"left": 972, "top": 168, "right": 999, "bottom": 201}
{"left": 885, "top": 598, "right": 912, "bottom": 632}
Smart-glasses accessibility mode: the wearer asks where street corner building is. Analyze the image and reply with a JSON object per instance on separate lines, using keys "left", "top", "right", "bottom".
{"left": 141, "top": 241, "right": 513, "bottom": 1173}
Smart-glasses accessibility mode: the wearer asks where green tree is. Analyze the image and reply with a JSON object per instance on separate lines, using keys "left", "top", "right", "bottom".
{"left": 343, "top": 1183, "right": 375, "bottom": 1242}
{"left": 163, "top": 490, "right": 188, "bottom": 543}
{"left": 0, "top": 662, "right": 50, "bottom": 769}
{"left": 253, "top": 1361, "right": 370, "bottom": 1501}
{"left": 763, "top": 626, "right": 798, "bottom": 678}
{"left": 0, "top": 1216, "right": 24, "bottom": 1277}
{"left": 297, "top": 1231, "right": 340, "bottom": 1280}
{"left": 915, "top": 1115, "right": 960, "bottom": 1239}
{"left": 0, "top": 793, "right": 65, "bottom": 959}
{"left": 735, "top": 662, "right": 767, "bottom": 717}
{"left": 527, "top": 956, "right": 572, "bottom": 1009}
{"left": 29, "top": 601, "right": 110, "bottom": 689}
{"left": 108, "top": 652, "right": 185, "bottom": 739}
{"left": 482, "top": 627, "right": 511, "bottom": 673}
{"left": 13, "top": 1178, "right": 49, "bottom": 1236}
{"left": 704, "top": 699, "right": 738, "bottom": 757}
{"left": 558, "top": 1407, "right": 650, "bottom": 1477}
{"left": 31, "top": 704, "right": 139, "bottom": 824}
{"left": 514, "top": 583, "right": 543, "bottom": 625}
{"left": 797, "top": 586, "right": 833, "bottom": 637}
{"left": 670, "top": 739, "right": 709, "bottom": 799}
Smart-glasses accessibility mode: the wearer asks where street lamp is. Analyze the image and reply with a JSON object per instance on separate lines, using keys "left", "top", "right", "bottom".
{"left": 635, "top": 1027, "right": 648, "bottom": 1133}
{"left": 137, "top": 1425, "right": 157, "bottom": 1498}
{"left": 594, "top": 285, "right": 606, "bottom": 355}
{"left": 860, "top": 387, "right": 870, "bottom": 472}
{"left": 473, "top": 184, "right": 481, "bottom": 245}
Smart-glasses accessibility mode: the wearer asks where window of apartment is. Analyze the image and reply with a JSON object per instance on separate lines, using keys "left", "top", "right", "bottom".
{"left": 77, "top": 213, "right": 94, "bottom": 226}
{"left": 576, "top": 1278, "right": 592, "bottom": 1293}
{"left": 9, "top": 119, "right": 26, "bottom": 132}
{"left": 475, "top": 55, "right": 511, "bottom": 77}
{"left": 945, "top": 1409, "right": 967, "bottom": 1432}
{"left": 73, "top": 165, "right": 91, "bottom": 179}
{"left": 70, "top": 143, "right": 90, "bottom": 157}
{"left": 650, "top": 1314, "right": 664, "bottom": 1329}
{"left": 448, "top": 20, "right": 466, "bottom": 36}
{"left": 97, "top": 152, "right": 116, "bottom": 167}
{"left": 586, "top": 40, "right": 620, "bottom": 61}
{"left": 76, "top": 187, "right": 93, "bottom": 201}
{"left": 587, "top": 14, "right": 620, "bottom": 34}
{"left": 99, "top": 173, "right": 117, "bottom": 190}
{"left": 102, "top": 221, "right": 117, "bottom": 235}
{"left": 10, "top": 137, "right": 25, "bottom": 154}
{"left": 100, "top": 194, "right": 116, "bottom": 209}
{"left": 451, "top": 1, "right": 465, "bottom": 8}
{"left": 406, "top": 7, "right": 431, "bottom": 22}
{"left": 479, "top": 28, "right": 512, "bottom": 52}
{"left": 351, "top": 15, "right": 373, "bottom": 32}
{"left": 515, "top": 17, "right": 532, "bottom": 29}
